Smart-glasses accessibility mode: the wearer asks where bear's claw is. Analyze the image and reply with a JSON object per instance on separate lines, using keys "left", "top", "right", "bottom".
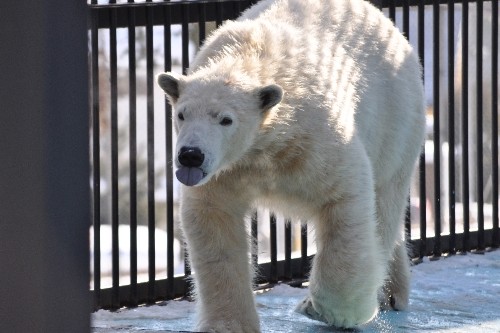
{"left": 295, "top": 297, "right": 329, "bottom": 323}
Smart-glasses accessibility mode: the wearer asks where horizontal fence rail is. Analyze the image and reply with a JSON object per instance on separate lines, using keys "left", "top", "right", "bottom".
{"left": 88, "top": 0, "right": 499, "bottom": 310}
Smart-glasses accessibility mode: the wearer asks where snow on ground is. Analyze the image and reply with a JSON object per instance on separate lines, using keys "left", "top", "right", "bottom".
{"left": 92, "top": 249, "right": 500, "bottom": 332}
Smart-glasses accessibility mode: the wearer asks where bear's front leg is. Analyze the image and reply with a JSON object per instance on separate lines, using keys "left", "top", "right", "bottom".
{"left": 180, "top": 188, "right": 259, "bottom": 333}
{"left": 296, "top": 187, "right": 386, "bottom": 328}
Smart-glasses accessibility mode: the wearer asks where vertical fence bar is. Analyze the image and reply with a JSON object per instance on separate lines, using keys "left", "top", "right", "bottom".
{"left": 462, "top": 0, "right": 470, "bottom": 253}
{"left": 181, "top": 4, "right": 192, "bottom": 284}
{"left": 233, "top": 0, "right": 242, "bottom": 19}
{"left": 146, "top": 2, "right": 156, "bottom": 303}
{"left": 388, "top": 0, "right": 396, "bottom": 22}
{"left": 448, "top": 0, "right": 457, "bottom": 254}
{"left": 234, "top": 0, "right": 243, "bottom": 14}
{"left": 228, "top": 0, "right": 236, "bottom": 19}
{"left": 270, "top": 213, "right": 278, "bottom": 283}
{"left": 252, "top": 212, "right": 259, "bottom": 268}
{"left": 403, "top": 0, "right": 411, "bottom": 241}
{"left": 163, "top": 4, "right": 176, "bottom": 301}
{"left": 91, "top": 9, "right": 102, "bottom": 308}
{"left": 492, "top": 0, "right": 499, "bottom": 248}
{"left": 300, "top": 224, "right": 308, "bottom": 277}
{"left": 182, "top": 4, "right": 190, "bottom": 75}
{"left": 198, "top": 2, "right": 207, "bottom": 45}
{"left": 216, "top": 1, "right": 224, "bottom": 27}
{"left": 405, "top": 197, "right": 411, "bottom": 241}
{"left": 476, "top": 0, "right": 485, "bottom": 252}
{"left": 284, "top": 219, "right": 292, "bottom": 280}
{"left": 432, "top": 0, "right": 442, "bottom": 257}
{"left": 402, "top": 0, "right": 409, "bottom": 38}
{"left": 127, "top": 2, "right": 139, "bottom": 306}
{"left": 418, "top": 0, "right": 427, "bottom": 259}
{"left": 109, "top": 3, "right": 121, "bottom": 308}
{"left": 418, "top": 152, "right": 427, "bottom": 259}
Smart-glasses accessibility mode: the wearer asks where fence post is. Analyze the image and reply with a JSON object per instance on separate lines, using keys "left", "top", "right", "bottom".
{"left": 0, "top": 1, "right": 90, "bottom": 332}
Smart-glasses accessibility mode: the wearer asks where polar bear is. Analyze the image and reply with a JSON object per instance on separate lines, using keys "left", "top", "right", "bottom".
{"left": 157, "top": 0, "right": 425, "bottom": 331}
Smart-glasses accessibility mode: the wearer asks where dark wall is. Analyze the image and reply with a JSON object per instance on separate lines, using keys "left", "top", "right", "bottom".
{"left": 0, "top": 1, "right": 90, "bottom": 332}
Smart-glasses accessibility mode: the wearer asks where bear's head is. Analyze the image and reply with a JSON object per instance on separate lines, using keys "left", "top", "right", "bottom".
{"left": 157, "top": 72, "right": 283, "bottom": 186}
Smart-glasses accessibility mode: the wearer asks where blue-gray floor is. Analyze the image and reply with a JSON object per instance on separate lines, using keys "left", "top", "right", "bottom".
{"left": 92, "top": 249, "right": 500, "bottom": 332}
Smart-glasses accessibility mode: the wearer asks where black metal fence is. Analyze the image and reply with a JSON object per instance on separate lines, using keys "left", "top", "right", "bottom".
{"left": 88, "top": 0, "right": 499, "bottom": 310}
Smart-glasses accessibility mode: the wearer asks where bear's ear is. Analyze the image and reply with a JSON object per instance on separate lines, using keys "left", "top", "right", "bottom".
{"left": 257, "top": 84, "right": 283, "bottom": 112}
{"left": 157, "top": 72, "right": 183, "bottom": 104}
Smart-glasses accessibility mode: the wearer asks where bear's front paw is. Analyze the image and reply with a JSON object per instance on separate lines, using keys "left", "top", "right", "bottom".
{"left": 196, "top": 319, "right": 260, "bottom": 333}
{"left": 295, "top": 296, "right": 377, "bottom": 329}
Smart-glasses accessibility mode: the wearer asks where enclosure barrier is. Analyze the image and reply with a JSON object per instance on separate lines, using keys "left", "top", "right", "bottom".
{"left": 89, "top": 0, "right": 499, "bottom": 310}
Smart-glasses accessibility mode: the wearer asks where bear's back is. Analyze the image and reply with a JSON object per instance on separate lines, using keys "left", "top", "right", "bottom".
{"left": 188, "top": 0, "right": 424, "bottom": 186}
{"left": 191, "top": 0, "right": 418, "bottom": 100}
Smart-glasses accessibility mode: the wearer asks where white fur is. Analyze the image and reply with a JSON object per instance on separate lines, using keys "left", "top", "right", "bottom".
{"left": 157, "top": 0, "right": 425, "bottom": 331}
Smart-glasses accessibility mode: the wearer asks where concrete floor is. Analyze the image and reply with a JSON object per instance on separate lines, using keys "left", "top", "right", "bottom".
{"left": 92, "top": 249, "right": 500, "bottom": 333}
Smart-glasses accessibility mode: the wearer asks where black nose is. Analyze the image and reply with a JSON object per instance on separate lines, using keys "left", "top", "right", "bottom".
{"left": 178, "top": 146, "right": 205, "bottom": 168}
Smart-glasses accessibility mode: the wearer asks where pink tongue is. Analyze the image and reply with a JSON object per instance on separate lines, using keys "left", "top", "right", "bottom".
{"left": 176, "top": 167, "right": 205, "bottom": 186}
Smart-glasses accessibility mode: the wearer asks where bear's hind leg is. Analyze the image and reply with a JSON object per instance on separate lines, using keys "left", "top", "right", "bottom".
{"left": 374, "top": 172, "right": 413, "bottom": 311}
{"left": 380, "top": 242, "right": 410, "bottom": 310}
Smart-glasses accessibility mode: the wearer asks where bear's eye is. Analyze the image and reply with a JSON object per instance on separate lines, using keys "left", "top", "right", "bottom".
{"left": 219, "top": 117, "right": 233, "bottom": 126}
{"left": 178, "top": 112, "right": 184, "bottom": 121}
